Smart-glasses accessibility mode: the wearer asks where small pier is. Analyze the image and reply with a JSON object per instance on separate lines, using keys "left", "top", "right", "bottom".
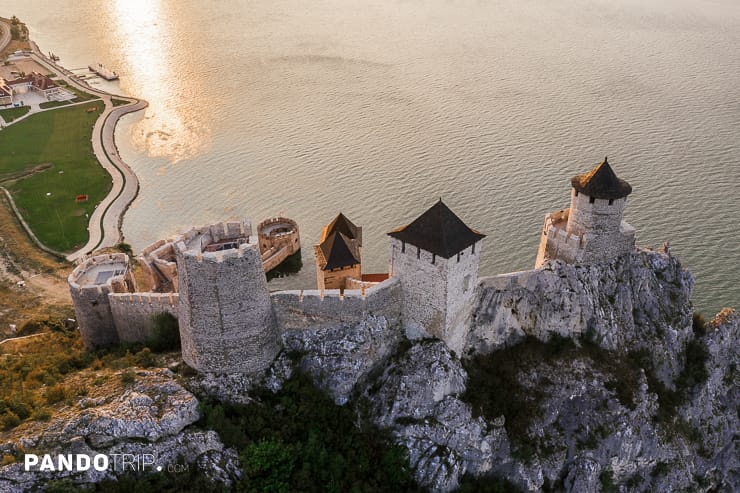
{"left": 88, "top": 63, "right": 119, "bottom": 81}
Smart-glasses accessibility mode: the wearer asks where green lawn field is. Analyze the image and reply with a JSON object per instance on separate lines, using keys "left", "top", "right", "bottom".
{"left": 0, "top": 104, "right": 109, "bottom": 252}
{"left": 0, "top": 106, "right": 31, "bottom": 123}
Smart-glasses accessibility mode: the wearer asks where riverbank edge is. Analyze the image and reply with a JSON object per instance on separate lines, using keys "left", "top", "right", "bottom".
{"left": 0, "top": 16, "right": 148, "bottom": 262}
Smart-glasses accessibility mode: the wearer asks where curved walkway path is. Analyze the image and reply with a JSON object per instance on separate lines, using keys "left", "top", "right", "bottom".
{"left": 0, "top": 19, "right": 148, "bottom": 262}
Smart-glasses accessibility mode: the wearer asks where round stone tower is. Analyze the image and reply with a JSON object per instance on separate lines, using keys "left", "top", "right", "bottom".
{"left": 535, "top": 157, "right": 636, "bottom": 267}
{"left": 175, "top": 221, "right": 280, "bottom": 375}
{"left": 566, "top": 156, "right": 632, "bottom": 238}
{"left": 68, "top": 253, "right": 131, "bottom": 349}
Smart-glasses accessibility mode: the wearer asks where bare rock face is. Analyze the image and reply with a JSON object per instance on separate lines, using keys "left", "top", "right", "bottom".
{"left": 679, "top": 309, "right": 740, "bottom": 491}
{"left": 364, "top": 340, "right": 509, "bottom": 492}
{"left": 0, "top": 369, "right": 240, "bottom": 492}
{"left": 467, "top": 249, "right": 694, "bottom": 385}
{"left": 283, "top": 315, "right": 401, "bottom": 404}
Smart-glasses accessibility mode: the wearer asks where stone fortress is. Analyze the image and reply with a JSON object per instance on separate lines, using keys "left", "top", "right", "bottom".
{"left": 69, "top": 157, "right": 638, "bottom": 374}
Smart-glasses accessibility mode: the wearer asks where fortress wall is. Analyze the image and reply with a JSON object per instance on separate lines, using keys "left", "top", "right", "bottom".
{"left": 70, "top": 285, "right": 120, "bottom": 348}
{"left": 271, "top": 277, "right": 402, "bottom": 331}
{"left": 567, "top": 191, "right": 627, "bottom": 237}
{"left": 580, "top": 221, "right": 636, "bottom": 264}
{"left": 176, "top": 240, "right": 280, "bottom": 375}
{"left": 444, "top": 242, "right": 481, "bottom": 354}
{"left": 389, "top": 237, "right": 448, "bottom": 340}
{"left": 68, "top": 254, "right": 130, "bottom": 349}
{"left": 109, "top": 292, "right": 179, "bottom": 343}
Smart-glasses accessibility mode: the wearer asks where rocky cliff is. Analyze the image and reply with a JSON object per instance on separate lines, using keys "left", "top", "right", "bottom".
{"left": 2, "top": 248, "right": 736, "bottom": 492}
{"left": 274, "top": 249, "right": 737, "bottom": 492}
{"left": 0, "top": 369, "right": 240, "bottom": 492}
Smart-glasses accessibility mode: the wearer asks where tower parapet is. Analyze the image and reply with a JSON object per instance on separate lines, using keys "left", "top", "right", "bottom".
{"left": 388, "top": 200, "right": 485, "bottom": 353}
{"left": 175, "top": 221, "right": 280, "bottom": 375}
{"left": 536, "top": 157, "right": 636, "bottom": 267}
{"left": 68, "top": 253, "right": 132, "bottom": 348}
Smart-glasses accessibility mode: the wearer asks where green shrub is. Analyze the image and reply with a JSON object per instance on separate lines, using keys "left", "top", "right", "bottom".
{"left": 1, "top": 411, "right": 21, "bottom": 431}
{"left": 120, "top": 370, "right": 136, "bottom": 385}
{"left": 146, "top": 313, "right": 181, "bottom": 353}
{"left": 44, "top": 384, "right": 67, "bottom": 404}
{"left": 200, "top": 372, "right": 422, "bottom": 492}
{"left": 692, "top": 312, "right": 707, "bottom": 336}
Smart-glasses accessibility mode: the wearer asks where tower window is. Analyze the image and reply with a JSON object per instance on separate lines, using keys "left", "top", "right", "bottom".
{"left": 401, "top": 242, "right": 405, "bottom": 253}
{"left": 432, "top": 254, "right": 436, "bottom": 265}
{"left": 417, "top": 247, "right": 420, "bottom": 259}
{"left": 457, "top": 252, "right": 461, "bottom": 263}
{"left": 608, "top": 199, "right": 614, "bottom": 205}
{"left": 472, "top": 243, "right": 476, "bottom": 254}
{"left": 589, "top": 196, "right": 596, "bottom": 204}
{"left": 575, "top": 191, "right": 579, "bottom": 197}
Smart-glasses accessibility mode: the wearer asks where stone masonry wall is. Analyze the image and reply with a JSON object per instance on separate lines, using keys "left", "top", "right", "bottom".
{"left": 567, "top": 190, "right": 626, "bottom": 237}
{"left": 68, "top": 254, "right": 130, "bottom": 349}
{"left": 176, "top": 234, "right": 280, "bottom": 375}
{"left": 389, "top": 237, "right": 448, "bottom": 341}
{"left": 443, "top": 242, "right": 481, "bottom": 354}
{"left": 109, "top": 293, "right": 179, "bottom": 344}
{"left": 271, "top": 277, "right": 402, "bottom": 332}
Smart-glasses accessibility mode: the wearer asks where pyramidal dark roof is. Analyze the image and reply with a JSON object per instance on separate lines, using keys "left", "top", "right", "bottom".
{"left": 387, "top": 200, "right": 485, "bottom": 259}
{"left": 326, "top": 213, "right": 361, "bottom": 244}
{"left": 571, "top": 157, "right": 632, "bottom": 200}
{"left": 320, "top": 232, "right": 360, "bottom": 270}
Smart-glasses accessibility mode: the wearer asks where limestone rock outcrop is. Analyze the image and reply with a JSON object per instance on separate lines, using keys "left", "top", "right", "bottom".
{"left": 467, "top": 249, "right": 694, "bottom": 385}
{"left": 283, "top": 315, "right": 401, "bottom": 404}
{"left": 0, "top": 369, "right": 240, "bottom": 492}
{"left": 363, "top": 340, "right": 510, "bottom": 492}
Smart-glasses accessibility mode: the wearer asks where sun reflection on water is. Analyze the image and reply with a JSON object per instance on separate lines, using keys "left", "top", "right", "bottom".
{"left": 110, "top": 0, "right": 208, "bottom": 163}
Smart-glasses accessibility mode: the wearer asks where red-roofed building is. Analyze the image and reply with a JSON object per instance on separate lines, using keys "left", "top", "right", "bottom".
{"left": 6, "top": 72, "right": 60, "bottom": 100}
{"left": 0, "top": 79, "right": 12, "bottom": 106}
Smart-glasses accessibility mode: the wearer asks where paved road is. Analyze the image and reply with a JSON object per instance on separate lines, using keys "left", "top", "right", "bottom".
{"left": 0, "top": 18, "right": 11, "bottom": 54}
{"left": 1, "top": 31, "right": 148, "bottom": 262}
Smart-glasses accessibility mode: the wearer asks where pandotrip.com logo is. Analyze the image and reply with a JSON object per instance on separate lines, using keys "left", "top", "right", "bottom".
{"left": 24, "top": 453, "right": 189, "bottom": 473}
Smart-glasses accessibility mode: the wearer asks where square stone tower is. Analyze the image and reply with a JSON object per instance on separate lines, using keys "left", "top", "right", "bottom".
{"left": 536, "top": 157, "right": 636, "bottom": 267}
{"left": 388, "top": 200, "right": 485, "bottom": 354}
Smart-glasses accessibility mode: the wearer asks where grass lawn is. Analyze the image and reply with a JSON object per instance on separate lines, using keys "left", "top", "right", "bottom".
{"left": 0, "top": 106, "right": 31, "bottom": 123}
{"left": 0, "top": 104, "right": 110, "bottom": 252}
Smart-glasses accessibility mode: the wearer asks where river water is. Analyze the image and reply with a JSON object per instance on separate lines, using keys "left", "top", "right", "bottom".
{"left": 12, "top": 0, "right": 740, "bottom": 315}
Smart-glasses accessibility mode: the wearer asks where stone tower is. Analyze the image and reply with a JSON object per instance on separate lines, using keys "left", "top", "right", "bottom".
{"left": 175, "top": 221, "right": 280, "bottom": 375}
{"left": 68, "top": 253, "right": 131, "bottom": 349}
{"left": 535, "top": 157, "right": 636, "bottom": 267}
{"left": 388, "top": 200, "right": 485, "bottom": 354}
{"left": 313, "top": 213, "right": 362, "bottom": 291}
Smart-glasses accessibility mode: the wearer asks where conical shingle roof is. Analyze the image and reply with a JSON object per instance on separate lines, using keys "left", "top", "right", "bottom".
{"left": 320, "top": 232, "right": 361, "bottom": 270}
{"left": 325, "top": 213, "right": 361, "bottom": 244}
{"left": 388, "top": 200, "right": 485, "bottom": 259}
{"left": 571, "top": 157, "right": 632, "bottom": 200}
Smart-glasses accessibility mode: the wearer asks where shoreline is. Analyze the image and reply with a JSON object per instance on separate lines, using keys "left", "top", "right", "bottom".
{"left": 0, "top": 16, "right": 147, "bottom": 262}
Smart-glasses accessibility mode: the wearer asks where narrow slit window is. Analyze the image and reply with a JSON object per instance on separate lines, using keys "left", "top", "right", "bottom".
{"left": 401, "top": 242, "right": 405, "bottom": 253}
{"left": 608, "top": 199, "right": 614, "bottom": 205}
{"left": 417, "top": 247, "right": 420, "bottom": 259}
{"left": 589, "top": 196, "right": 596, "bottom": 204}
{"left": 432, "top": 254, "right": 436, "bottom": 265}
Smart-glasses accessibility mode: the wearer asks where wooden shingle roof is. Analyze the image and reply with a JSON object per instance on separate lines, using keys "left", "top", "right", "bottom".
{"left": 320, "top": 232, "right": 360, "bottom": 270}
{"left": 388, "top": 200, "right": 485, "bottom": 259}
{"left": 571, "top": 157, "right": 632, "bottom": 200}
